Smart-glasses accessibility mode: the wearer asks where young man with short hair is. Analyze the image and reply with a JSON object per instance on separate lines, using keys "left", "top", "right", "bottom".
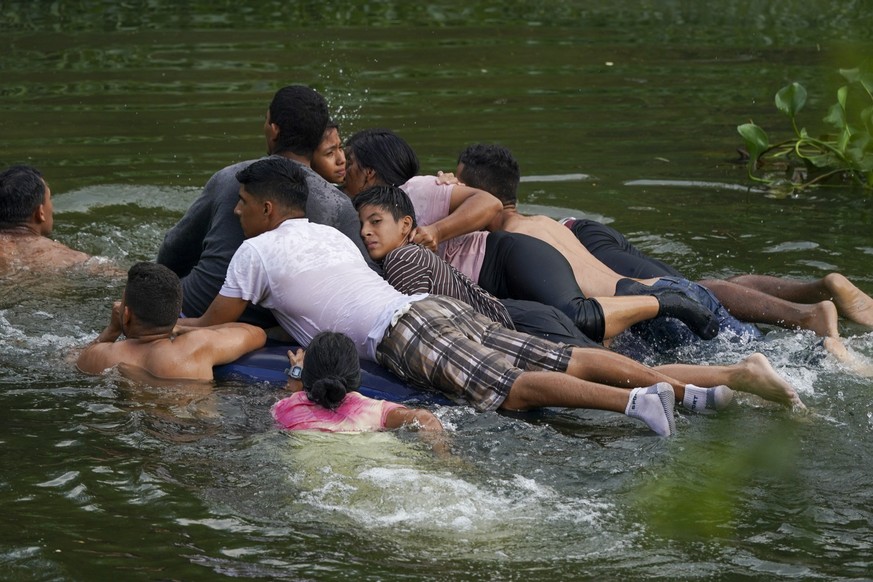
{"left": 77, "top": 262, "right": 266, "bottom": 382}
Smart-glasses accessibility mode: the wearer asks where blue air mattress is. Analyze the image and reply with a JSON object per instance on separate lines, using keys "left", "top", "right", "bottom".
{"left": 213, "top": 343, "right": 454, "bottom": 406}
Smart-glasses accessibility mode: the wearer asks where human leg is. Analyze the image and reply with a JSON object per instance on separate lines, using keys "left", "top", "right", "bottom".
{"left": 377, "top": 296, "right": 676, "bottom": 434}
{"left": 726, "top": 273, "right": 873, "bottom": 327}
{"left": 499, "top": 373, "right": 676, "bottom": 436}
{"left": 562, "top": 218, "right": 683, "bottom": 278}
{"left": 655, "top": 353, "right": 805, "bottom": 409}
{"left": 701, "top": 278, "right": 839, "bottom": 337}
{"left": 480, "top": 231, "right": 717, "bottom": 341}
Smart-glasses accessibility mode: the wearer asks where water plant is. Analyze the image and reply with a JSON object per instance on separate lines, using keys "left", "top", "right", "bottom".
{"left": 738, "top": 64, "right": 873, "bottom": 194}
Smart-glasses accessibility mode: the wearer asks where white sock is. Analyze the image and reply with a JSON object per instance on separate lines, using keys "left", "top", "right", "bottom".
{"left": 681, "top": 384, "right": 734, "bottom": 414}
{"left": 625, "top": 382, "right": 676, "bottom": 437}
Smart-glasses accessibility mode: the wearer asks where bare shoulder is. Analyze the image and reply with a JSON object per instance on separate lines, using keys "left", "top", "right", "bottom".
{"left": 1, "top": 236, "right": 93, "bottom": 273}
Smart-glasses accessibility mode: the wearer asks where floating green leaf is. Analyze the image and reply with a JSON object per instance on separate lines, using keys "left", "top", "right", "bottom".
{"left": 775, "top": 82, "right": 807, "bottom": 120}
{"left": 737, "top": 122, "right": 769, "bottom": 163}
{"left": 738, "top": 66, "right": 873, "bottom": 193}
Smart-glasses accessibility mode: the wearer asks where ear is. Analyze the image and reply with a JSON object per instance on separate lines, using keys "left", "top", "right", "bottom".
{"left": 122, "top": 305, "right": 133, "bottom": 329}
{"left": 34, "top": 203, "right": 47, "bottom": 224}
{"left": 266, "top": 122, "right": 280, "bottom": 151}
{"left": 263, "top": 200, "right": 273, "bottom": 216}
{"left": 363, "top": 167, "right": 378, "bottom": 187}
{"left": 399, "top": 215, "right": 414, "bottom": 237}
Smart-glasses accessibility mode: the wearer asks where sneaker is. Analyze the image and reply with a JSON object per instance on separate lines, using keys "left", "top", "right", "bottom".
{"left": 681, "top": 384, "right": 734, "bottom": 414}
{"left": 625, "top": 382, "right": 676, "bottom": 436}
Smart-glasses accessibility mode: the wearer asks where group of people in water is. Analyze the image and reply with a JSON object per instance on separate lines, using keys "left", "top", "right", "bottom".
{"left": 4, "top": 84, "right": 873, "bottom": 440}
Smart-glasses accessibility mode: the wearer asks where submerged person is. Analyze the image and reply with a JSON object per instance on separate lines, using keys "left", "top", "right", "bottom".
{"left": 0, "top": 165, "right": 118, "bottom": 276}
{"left": 341, "top": 129, "right": 720, "bottom": 346}
{"left": 156, "top": 85, "right": 373, "bottom": 327}
{"left": 181, "top": 157, "right": 806, "bottom": 439}
{"left": 77, "top": 262, "right": 267, "bottom": 382}
{"left": 272, "top": 331, "right": 445, "bottom": 434}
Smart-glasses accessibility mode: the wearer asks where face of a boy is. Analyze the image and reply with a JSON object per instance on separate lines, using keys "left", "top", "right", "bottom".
{"left": 358, "top": 204, "right": 410, "bottom": 261}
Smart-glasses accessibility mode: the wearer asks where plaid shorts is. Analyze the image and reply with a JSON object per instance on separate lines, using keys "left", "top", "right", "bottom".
{"left": 375, "top": 295, "right": 574, "bottom": 412}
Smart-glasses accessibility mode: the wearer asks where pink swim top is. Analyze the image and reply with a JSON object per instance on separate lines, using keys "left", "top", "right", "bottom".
{"left": 271, "top": 391, "right": 405, "bottom": 432}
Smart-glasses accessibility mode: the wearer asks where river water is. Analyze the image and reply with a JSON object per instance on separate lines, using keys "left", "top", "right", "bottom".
{"left": 2, "top": 2, "right": 872, "bottom": 580}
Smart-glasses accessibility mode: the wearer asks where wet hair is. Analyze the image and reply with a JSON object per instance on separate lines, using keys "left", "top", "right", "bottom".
{"left": 344, "top": 128, "right": 419, "bottom": 187}
{"left": 124, "top": 262, "right": 183, "bottom": 328}
{"left": 268, "top": 85, "right": 330, "bottom": 158}
{"left": 352, "top": 185, "right": 418, "bottom": 229}
{"left": 302, "top": 331, "right": 362, "bottom": 410}
{"left": 236, "top": 157, "right": 308, "bottom": 212}
{"left": 0, "top": 165, "right": 46, "bottom": 228}
{"left": 457, "top": 144, "right": 521, "bottom": 205}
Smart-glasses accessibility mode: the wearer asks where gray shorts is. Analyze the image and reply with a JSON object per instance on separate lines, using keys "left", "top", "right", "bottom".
{"left": 376, "top": 295, "right": 574, "bottom": 412}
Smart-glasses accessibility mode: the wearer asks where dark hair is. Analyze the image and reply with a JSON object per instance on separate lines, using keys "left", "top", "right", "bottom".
{"left": 344, "top": 128, "right": 419, "bottom": 187}
{"left": 236, "top": 157, "right": 309, "bottom": 212}
{"left": 124, "top": 262, "right": 182, "bottom": 328}
{"left": 457, "top": 144, "right": 521, "bottom": 204}
{"left": 268, "top": 85, "right": 330, "bottom": 158}
{"left": 352, "top": 185, "right": 418, "bottom": 229}
{"left": 0, "top": 165, "right": 46, "bottom": 228}
{"left": 302, "top": 331, "right": 362, "bottom": 410}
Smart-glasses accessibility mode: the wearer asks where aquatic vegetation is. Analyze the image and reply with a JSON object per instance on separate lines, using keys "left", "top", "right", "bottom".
{"left": 738, "top": 64, "right": 873, "bottom": 195}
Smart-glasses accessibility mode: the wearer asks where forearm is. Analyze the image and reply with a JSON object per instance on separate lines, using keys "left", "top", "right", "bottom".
{"left": 438, "top": 187, "right": 502, "bottom": 239}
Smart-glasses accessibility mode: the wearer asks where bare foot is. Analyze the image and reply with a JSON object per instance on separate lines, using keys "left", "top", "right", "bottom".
{"left": 732, "top": 353, "right": 806, "bottom": 410}
{"left": 798, "top": 300, "right": 840, "bottom": 338}
{"left": 823, "top": 337, "right": 873, "bottom": 377}
{"left": 824, "top": 273, "right": 873, "bottom": 327}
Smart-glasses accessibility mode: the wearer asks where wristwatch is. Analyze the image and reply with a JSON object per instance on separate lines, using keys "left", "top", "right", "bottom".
{"left": 285, "top": 365, "right": 303, "bottom": 380}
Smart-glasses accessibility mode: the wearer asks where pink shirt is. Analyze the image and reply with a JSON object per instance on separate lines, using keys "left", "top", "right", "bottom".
{"left": 271, "top": 391, "right": 405, "bottom": 432}
{"left": 401, "top": 176, "right": 489, "bottom": 283}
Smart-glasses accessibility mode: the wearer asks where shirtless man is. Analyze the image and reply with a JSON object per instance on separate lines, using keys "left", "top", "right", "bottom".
{"left": 77, "top": 262, "right": 266, "bottom": 382}
{"left": 0, "top": 165, "right": 112, "bottom": 275}
{"left": 455, "top": 144, "right": 873, "bottom": 341}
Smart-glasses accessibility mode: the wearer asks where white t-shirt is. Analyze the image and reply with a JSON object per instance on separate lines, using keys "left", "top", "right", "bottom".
{"left": 401, "top": 176, "right": 489, "bottom": 283}
{"left": 221, "top": 219, "right": 425, "bottom": 360}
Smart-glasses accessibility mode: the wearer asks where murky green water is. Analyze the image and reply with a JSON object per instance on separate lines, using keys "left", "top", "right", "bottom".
{"left": 2, "top": 2, "right": 872, "bottom": 580}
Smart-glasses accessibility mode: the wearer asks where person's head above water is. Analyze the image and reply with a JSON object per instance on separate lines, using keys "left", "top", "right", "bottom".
{"left": 0, "top": 164, "right": 53, "bottom": 235}
{"left": 353, "top": 185, "right": 418, "bottom": 261}
{"left": 456, "top": 143, "right": 521, "bottom": 206}
{"left": 301, "top": 331, "right": 362, "bottom": 410}
{"left": 234, "top": 157, "right": 309, "bottom": 238}
{"left": 264, "top": 85, "right": 330, "bottom": 160}
{"left": 343, "top": 128, "right": 419, "bottom": 196}
{"left": 123, "top": 262, "right": 183, "bottom": 332}
{"left": 311, "top": 120, "right": 346, "bottom": 185}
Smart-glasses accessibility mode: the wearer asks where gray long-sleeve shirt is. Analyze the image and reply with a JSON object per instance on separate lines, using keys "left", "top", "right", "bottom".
{"left": 157, "top": 155, "right": 375, "bottom": 326}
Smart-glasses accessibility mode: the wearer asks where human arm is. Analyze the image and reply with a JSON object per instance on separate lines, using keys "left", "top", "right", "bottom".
{"left": 285, "top": 348, "right": 305, "bottom": 392}
{"left": 385, "top": 406, "right": 449, "bottom": 457}
{"left": 409, "top": 184, "right": 502, "bottom": 251}
{"left": 176, "top": 294, "right": 249, "bottom": 330}
{"left": 156, "top": 180, "right": 215, "bottom": 278}
{"left": 76, "top": 301, "right": 125, "bottom": 374}
{"left": 198, "top": 322, "right": 267, "bottom": 366}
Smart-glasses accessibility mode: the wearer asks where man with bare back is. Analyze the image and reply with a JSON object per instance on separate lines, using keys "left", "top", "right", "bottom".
{"left": 77, "top": 262, "right": 266, "bottom": 382}
{"left": 0, "top": 165, "right": 114, "bottom": 275}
